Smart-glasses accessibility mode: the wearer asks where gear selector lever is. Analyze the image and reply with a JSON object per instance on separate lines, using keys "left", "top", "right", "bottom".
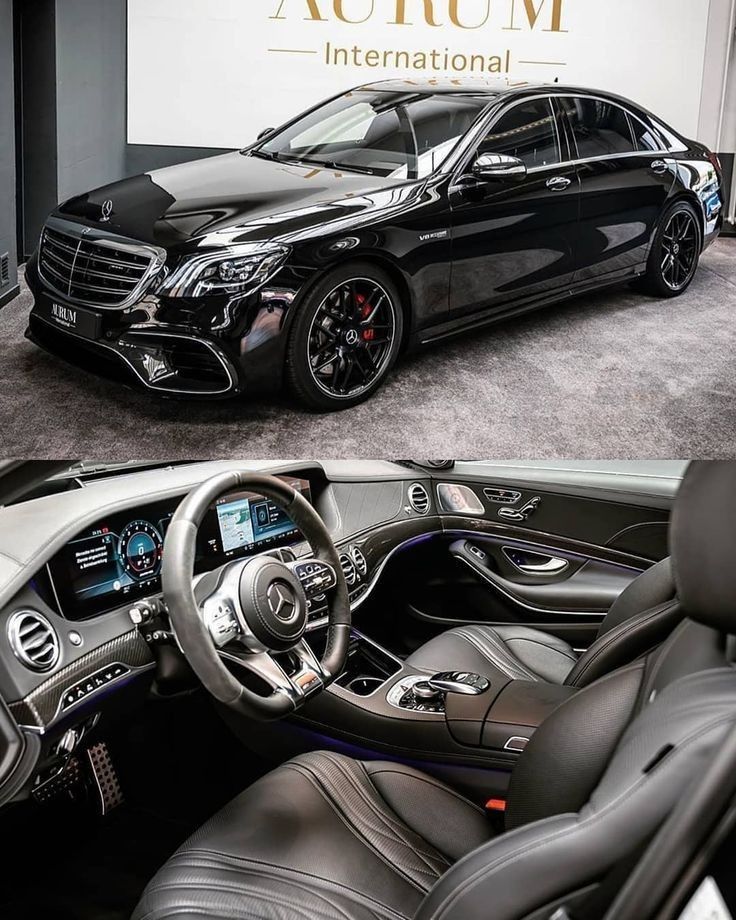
{"left": 428, "top": 671, "right": 490, "bottom": 695}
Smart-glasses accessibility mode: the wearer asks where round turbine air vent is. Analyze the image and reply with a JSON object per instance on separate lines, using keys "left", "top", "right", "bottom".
{"left": 351, "top": 547, "right": 368, "bottom": 577}
{"left": 408, "top": 483, "right": 430, "bottom": 515}
{"left": 8, "top": 610, "right": 60, "bottom": 672}
{"left": 339, "top": 553, "right": 357, "bottom": 586}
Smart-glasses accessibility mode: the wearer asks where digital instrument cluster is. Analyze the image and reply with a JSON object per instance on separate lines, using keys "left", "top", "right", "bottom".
{"left": 47, "top": 477, "right": 312, "bottom": 619}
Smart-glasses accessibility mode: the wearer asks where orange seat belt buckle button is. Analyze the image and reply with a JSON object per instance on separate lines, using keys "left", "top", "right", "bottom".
{"left": 485, "top": 798, "right": 507, "bottom": 812}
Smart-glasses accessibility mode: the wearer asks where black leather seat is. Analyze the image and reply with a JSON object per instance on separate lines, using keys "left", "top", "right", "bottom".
{"left": 405, "top": 556, "right": 678, "bottom": 688}
{"left": 133, "top": 461, "right": 736, "bottom": 920}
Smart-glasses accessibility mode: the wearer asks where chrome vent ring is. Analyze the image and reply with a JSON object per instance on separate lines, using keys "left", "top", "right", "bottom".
{"left": 351, "top": 547, "right": 368, "bottom": 577}
{"left": 8, "top": 610, "right": 61, "bottom": 672}
{"left": 339, "top": 553, "right": 357, "bottom": 586}
{"left": 408, "top": 483, "right": 430, "bottom": 515}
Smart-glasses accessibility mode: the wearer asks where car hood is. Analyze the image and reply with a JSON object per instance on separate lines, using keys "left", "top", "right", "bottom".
{"left": 56, "top": 151, "right": 419, "bottom": 252}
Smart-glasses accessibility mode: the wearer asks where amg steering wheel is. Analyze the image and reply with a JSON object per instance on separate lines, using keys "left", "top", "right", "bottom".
{"left": 162, "top": 472, "right": 351, "bottom": 720}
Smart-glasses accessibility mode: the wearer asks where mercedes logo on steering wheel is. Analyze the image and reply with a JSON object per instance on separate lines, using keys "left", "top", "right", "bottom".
{"left": 267, "top": 582, "right": 297, "bottom": 621}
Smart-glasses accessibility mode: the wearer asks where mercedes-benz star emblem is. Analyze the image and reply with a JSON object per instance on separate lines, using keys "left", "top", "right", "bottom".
{"left": 345, "top": 329, "right": 359, "bottom": 346}
{"left": 267, "top": 582, "right": 296, "bottom": 621}
{"left": 100, "top": 199, "right": 114, "bottom": 223}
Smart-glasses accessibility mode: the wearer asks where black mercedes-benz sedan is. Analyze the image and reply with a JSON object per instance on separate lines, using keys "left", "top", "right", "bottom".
{"left": 25, "top": 80, "right": 723, "bottom": 410}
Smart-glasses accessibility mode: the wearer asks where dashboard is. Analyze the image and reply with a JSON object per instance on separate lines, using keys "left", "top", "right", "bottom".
{"left": 45, "top": 476, "right": 312, "bottom": 620}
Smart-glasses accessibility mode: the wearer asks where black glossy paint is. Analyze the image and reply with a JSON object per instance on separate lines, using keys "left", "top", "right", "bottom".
{"left": 24, "top": 82, "right": 724, "bottom": 400}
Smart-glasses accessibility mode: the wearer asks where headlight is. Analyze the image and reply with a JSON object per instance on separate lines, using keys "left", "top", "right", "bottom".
{"left": 161, "top": 245, "right": 290, "bottom": 298}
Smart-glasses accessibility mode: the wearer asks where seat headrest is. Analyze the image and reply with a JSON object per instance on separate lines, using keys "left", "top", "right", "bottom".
{"left": 671, "top": 461, "right": 736, "bottom": 633}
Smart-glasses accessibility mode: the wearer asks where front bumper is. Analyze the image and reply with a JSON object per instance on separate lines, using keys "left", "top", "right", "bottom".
{"left": 25, "top": 255, "right": 300, "bottom": 400}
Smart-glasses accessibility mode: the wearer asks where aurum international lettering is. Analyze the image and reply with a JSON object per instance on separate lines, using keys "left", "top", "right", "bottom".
{"left": 270, "top": 0, "right": 567, "bottom": 32}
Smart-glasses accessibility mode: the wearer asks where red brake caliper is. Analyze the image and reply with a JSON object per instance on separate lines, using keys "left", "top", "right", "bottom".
{"left": 356, "top": 293, "right": 375, "bottom": 341}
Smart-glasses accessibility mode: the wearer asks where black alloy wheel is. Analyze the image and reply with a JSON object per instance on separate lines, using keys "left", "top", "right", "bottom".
{"left": 635, "top": 201, "right": 702, "bottom": 298}
{"left": 286, "top": 264, "right": 403, "bottom": 411}
{"left": 660, "top": 210, "right": 699, "bottom": 291}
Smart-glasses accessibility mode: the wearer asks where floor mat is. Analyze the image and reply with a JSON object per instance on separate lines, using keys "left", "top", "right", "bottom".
{"left": 0, "top": 691, "right": 269, "bottom": 920}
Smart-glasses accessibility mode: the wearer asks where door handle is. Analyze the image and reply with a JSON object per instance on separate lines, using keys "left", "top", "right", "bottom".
{"left": 502, "top": 546, "right": 569, "bottom": 576}
{"left": 546, "top": 176, "right": 571, "bottom": 191}
{"left": 650, "top": 160, "right": 668, "bottom": 175}
{"left": 498, "top": 496, "right": 540, "bottom": 522}
{"left": 516, "top": 557, "right": 569, "bottom": 576}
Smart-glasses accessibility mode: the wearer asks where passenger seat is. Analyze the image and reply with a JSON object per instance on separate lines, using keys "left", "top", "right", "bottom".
{"left": 406, "top": 557, "right": 679, "bottom": 688}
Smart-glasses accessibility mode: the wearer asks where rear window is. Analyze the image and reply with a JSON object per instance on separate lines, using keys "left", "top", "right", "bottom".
{"left": 629, "top": 115, "right": 663, "bottom": 152}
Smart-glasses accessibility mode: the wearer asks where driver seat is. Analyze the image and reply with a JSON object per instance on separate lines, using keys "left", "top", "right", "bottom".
{"left": 133, "top": 462, "right": 736, "bottom": 920}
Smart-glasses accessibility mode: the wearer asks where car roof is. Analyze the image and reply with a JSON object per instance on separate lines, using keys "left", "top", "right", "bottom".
{"left": 357, "top": 77, "right": 534, "bottom": 95}
{"left": 354, "top": 79, "right": 667, "bottom": 127}
{"left": 357, "top": 79, "right": 644, "bottom": 108}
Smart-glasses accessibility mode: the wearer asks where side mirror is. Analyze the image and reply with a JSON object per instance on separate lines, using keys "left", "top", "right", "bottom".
{"left": 472, "top": 153, "right": 527, "bottom": 182}
{"left": 257, "top": 127, "right": 276, "bottom": 140}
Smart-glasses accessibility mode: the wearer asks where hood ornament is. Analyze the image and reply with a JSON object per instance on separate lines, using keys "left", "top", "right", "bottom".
{"left": 100, "top": 199, "right": 114, "bottom": 223}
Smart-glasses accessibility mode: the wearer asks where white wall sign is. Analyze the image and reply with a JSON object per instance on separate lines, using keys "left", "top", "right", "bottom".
{"left": 127, "top": 0, "right": 712, "bottom": 149}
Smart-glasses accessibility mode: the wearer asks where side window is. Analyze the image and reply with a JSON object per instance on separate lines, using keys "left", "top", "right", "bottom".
{"left": 629, "top": 115, "right": 663, "bottom": 153}
{"left": 561, "top": 97, "right": 636, "bottom": 159}
{"left": 478, "top": 98, "right": 560, "bottom": 169}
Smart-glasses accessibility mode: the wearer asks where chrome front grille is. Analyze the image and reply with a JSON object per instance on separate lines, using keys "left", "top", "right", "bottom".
{"left": 39, "top": 223, "right": 164, "bottom": 308}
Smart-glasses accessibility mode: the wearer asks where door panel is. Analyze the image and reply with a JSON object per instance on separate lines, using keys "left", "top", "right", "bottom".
{"left": 447, "top": 97, "right": 579, "bottom": 318}
{"left": 556, "top": 96, "right": 676, "bottom": 281}
{"left": 389, "top": 462, "right": 678, "bottom": 656}
{"left": 450, "top": 538, "right": 638, "bottom": 614}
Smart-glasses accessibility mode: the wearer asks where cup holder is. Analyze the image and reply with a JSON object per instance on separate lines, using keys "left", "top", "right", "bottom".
{"left": 346, "top": 676, "right": 384, "bottom": 696}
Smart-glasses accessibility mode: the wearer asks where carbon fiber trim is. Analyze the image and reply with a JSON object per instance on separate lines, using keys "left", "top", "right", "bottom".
{"left": 8, "top": 630, "right": 154, "bottom": 729}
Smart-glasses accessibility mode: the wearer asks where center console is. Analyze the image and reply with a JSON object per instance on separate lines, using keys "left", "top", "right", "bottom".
{"left": 295, "top": 628, "right": 576, "bottom": 766}
{"left": 224, "top": 627, "right": 579, "bottom": 802}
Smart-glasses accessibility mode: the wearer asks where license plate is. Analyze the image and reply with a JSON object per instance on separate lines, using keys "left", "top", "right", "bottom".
{"left": 39, "top": 300, "right": 102, "bottom": 340}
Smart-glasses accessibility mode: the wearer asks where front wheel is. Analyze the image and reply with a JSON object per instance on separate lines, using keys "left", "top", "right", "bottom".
{"left": 634, "top": 201, "right": 702, "bottom": 298}
{"left": 286, "top": 263, "right": 404, "bottom": 411}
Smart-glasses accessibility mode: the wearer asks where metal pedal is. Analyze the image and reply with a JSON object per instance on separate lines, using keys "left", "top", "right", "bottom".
{"left": 86, "top": 742, "right": 124, "bottom": 815}
{"left": 32, "top": 756, "right": 84, "bottom": 804}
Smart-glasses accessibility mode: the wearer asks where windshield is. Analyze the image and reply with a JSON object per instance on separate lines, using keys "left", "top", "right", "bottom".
{"left": 255, "top": 90, "right": 491, "bottom": 179}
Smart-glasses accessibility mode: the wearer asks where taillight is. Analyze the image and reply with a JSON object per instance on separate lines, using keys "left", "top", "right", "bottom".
{"left": 707, "top": 150, "right": 722, "bottom": 175}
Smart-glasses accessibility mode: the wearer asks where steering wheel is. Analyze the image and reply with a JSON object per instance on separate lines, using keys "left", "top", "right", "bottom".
{"left": 162, "top": 472, "right": 351, "bottom": 720}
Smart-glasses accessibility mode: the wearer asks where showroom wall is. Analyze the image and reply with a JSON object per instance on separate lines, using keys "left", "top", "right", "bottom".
{"left": 54, "top": 0, "right": 127, "bottom": 207}
{"left": 0, "top": 0, "right": 17, "bottom": 306}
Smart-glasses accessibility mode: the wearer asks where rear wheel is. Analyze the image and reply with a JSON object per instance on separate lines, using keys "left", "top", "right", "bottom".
{"left": 286, "top": 263, "right": 404, "bottom": 411}
{"left": 634, "top": 201, "right": 701, "bottom": 297}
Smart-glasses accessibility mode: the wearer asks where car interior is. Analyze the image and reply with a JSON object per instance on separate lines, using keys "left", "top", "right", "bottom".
{"left": 1, "top": 459, "right": 735, "bottom": 920}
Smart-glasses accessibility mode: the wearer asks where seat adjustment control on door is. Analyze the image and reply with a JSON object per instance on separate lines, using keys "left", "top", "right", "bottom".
{"left": 428, "top": 672, "right": 491, "bottom": 695}
{"left": 498, "top": 496, "right": 540, "bottom": 522}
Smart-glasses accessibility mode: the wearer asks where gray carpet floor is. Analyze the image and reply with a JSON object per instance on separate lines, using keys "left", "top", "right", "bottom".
{"left": 1, "top": 239, "right": 735, "bottom": 459}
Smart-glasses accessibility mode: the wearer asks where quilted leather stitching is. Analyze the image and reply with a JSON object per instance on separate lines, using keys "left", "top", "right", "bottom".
{"left": 365, "top": 767, "right": 486, "bottom": 817}
{"left": 453, "top": 627, "right": 539, "bottom": 680}
{"left": 502, "top": 636, "right": 577, "bottom": 663}
{"left": 286, "top": 754, "right": 449, "bottom": 890}
{"left": 138, "top": 849, "right": 401, "bottom": 920}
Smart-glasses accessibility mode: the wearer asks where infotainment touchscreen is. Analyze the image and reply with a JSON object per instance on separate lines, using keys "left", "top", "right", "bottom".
{"left": 47, "top": 477, "right": 312, "bottom": 619}
{"left": 214, "top": 491, "right": 303, "bottom": 556}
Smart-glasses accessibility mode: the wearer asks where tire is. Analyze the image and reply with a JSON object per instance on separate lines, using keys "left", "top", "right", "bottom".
{"left": 285, "top": 262, "right": 404, "bottom": 412}
{"left": 634, "top": 200, "right": 702, "bottom": 298}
